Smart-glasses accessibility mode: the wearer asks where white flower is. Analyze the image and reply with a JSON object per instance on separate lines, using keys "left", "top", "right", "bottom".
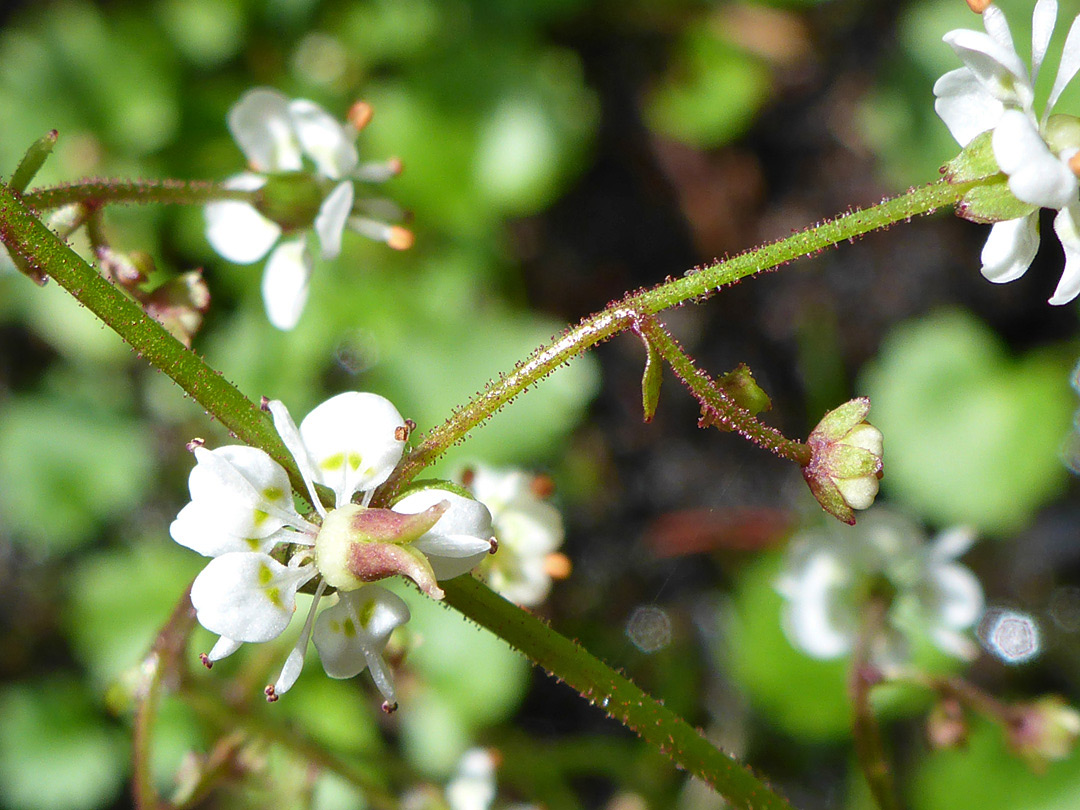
{"left": 172, "top": 391, "right": 496, "bottom": 702}
{"left": 934, "top": 0, "right": 1080, "bottom": 304}
{"left": 776, "top": 510, "right": 984, "bottom": 668}
{"left": 446, "top": 749, "right": 497, "bottom": 810}
{"left": 460, "top": 466, "right": 567, "bottom": 606}
{"left": 172, "top": 391, "right": 410, "bottom": 701}
{"left": 205, "top": 88, "right": 410, "bottom": 330}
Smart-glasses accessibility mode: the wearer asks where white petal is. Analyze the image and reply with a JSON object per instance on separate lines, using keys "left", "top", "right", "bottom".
{"left": 261, "top": 237, "right": 313, "bottom": 331}
{"left": 778, "top": 552, "right": 854, "bottom": 659}
{"left": 314, "top": 181, "right": 354, "bottom": 260}
{"left": 288, "top": 99, "right": 359, "bottom": 179}
{"left": 184, "top": 445, "right": 302, "bottom": 539}
{"left": 980, "top": 215, "right": 1040, "bottom": 283}
{"left": 930, "top": 526, "right": 976, "bottom": 561}
{"left": 930, "top": 627, "right": 979, "bottom": 660}
{"left": 299, "top": 392, "right": 408, "bottom": 506}
{"left": 982, "top": 4, "right": 1018, "bottom": 52}
{"left": 228, "top": 88, "right": 303, "bottom": 172}
{"left": 447, "top": 749, "right": 497, "bottom": 810}
{"left": 1031, "top": 0, "right": 1059, "bottom": 82}
{"left": 313, "top": 586, "right": 409, "bottom": 680}
{"left": 394, "top": 489, "right": 494, "bottom": 579}
{"left": 205, "top": 175, "right": 280, "bottom": 265}
{"left": 943, "top": 29, "right": 1034, "bottom": 111}
{"left": 266, "top": 399, "right": 326, "bottom": 517}
{"left": 1051, "top": 204, "right": 1080, "bottom": 303}
{"left": 929, "top": 563, "right": 985, "bottom": 630}
{"left": 189, "top": 552, "right": 313, "bottom": 642}
{"left": 1046, "top": 9, "right": 1080, "bottom": 115}
{"left": 933, "top": 68, "right": 1006, "bottom": 146}
{"left": 994, "top": 110, "right": 1078, "bottom": 208}
{"left": 170, "top": 501, "right": 284, "bottom": 557}
{"left": 835, "top": 474, "right": 880, "bottom": 511}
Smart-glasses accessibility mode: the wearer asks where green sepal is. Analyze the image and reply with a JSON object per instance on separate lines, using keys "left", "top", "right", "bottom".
{"left": 391, "top": 478, "right": 475, "bottom": 503}
{"left": 9, "top": 130, "right": 58, "bottom": 194}
{"left": 256, "top": 172, "right": 327, "bottom": 231}
{"left": 957, "top": 176, "right": 1037, "bottom": 224}
{"left": 718, "top": 363, "right": 771, "bottom": 416}
{"left": 641, "top": 336, "right": 663, "bottom": 422}
{"left": 942, "top": 129, "right": 999, "bottom": 184}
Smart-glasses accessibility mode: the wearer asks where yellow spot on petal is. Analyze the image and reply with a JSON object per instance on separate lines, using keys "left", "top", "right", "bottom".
{"left": 359, "top": 599, "right": 375, "bottom": 629}
{"left": 258, "top": 564, "right": 273, "bottom": 585}
{"left": 329, "top": 619, "right": 341, "bottom": 632}
{"left": 253, "top": 509, "right": 269, "bottom": 527}
{"left": 246, "top": 537, "right": 261, "bottom": 551}
{"left": 320, "top": 452, "right": 344, "bottom": 471}
{"left": 263, "top": 486, "right": 284, "bottom": 502}
{"left": 266, "top": 587, "right": 282, "bottom": 608}
{"left": 347, "top": 452, "right": 362, "bottom": 471}
{"left": 343, "top": 618, "right": 357, "bottom": 637}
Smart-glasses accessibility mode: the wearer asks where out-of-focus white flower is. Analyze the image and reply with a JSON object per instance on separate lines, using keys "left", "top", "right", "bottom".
{"left": 446, "top": 749, "right": 497, "bottom": 810}
{"left": 935, "top": 0, "right": 1080, "bottom": 304}
{"left": 206, "top": 88, "right": 411, "bottom": 330}
{"left": 172, "top": 391, "right": 496, "bottom": 703}
{"left": 460, "top": 466, "right": 568, "bottom": 606}
{"left": 776, "top": 510, "right": 984, "bottom": 669}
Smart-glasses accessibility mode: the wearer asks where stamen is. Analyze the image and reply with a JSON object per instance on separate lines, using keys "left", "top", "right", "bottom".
{"left": 270, "top": 580, "right": 327, "bottom": 699}
{"left": 965, "top": 0, "right": 990, "bottom": 13}
{"left": 264, "top": 684, "right": 279, "bottom": 703}
{"left": 347, "top": 101, "right": 374, "bottom": 132}
{"left": 395, "top": 424, "right": 410, "bottom": 442}
{"left": 460, "top": 467, "right": 476, "bottom": 487}
{"left": 544, "top": 552, "right": 573, "bottom": 580}
{"left": 355, "top": 158, "right": 403, "bottom": 183}
{"left": 356, "top": 197, "right": 407, "bottom": 222}
{"left": 386, "top": 226, "right": 414, "bottom": 251}
{"left": 1068, "top": 152, "right": 1080, "bottom": 178}
{"left": 382, "top": 701, "right": 398, "bottom": 714}
{"left": 489, "top": 538, "right": 499, "bottom": 555}
{"left": 186, "top": 437, "right": 205, "bottom": 452}
{"left": 530, "top": 474, "right": 556, "bottom": 499}
{"left": 199, "top": 653, "right": 213, "bottom": 669}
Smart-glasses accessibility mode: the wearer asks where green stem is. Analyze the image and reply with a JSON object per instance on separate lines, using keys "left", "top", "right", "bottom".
{"left": 850, "top": 598, "right": 901, "bottom": 810}
{"left": 380, "top": 179, "right": 967, "bottom": 499}
{"left": 23, "top": 178, "right": 255, "bottom": 210}
{"left": 443, "top": 577, "right": 795, "bottom": 810}
{"left": 635, "top": 314, "right": 811, "bottom": 464}
{"left": 0, "top": 183, "right": 310, "bottom": 502}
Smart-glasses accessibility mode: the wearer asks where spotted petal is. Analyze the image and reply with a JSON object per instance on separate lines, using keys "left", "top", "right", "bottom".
{"left": 189, "top": 552, "right": 315, "bottom": 643}
{"left": 299, "top": 392, "right": 408, "bottom": 507}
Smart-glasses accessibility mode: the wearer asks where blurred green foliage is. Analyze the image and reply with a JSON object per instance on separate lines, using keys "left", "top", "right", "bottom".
{"left": 1, "top": 0, "right": 1079, "bottom": 808}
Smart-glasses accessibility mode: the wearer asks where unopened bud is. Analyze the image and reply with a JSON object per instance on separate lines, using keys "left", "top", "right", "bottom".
{"left": 802, "top": 398, "right": 884, "bottom": 525}
{"left": 1008, "top": 696, "right": 1080, "bottom": 772}
{"left": 315, "top": 503, "right": 448, "bottom": 599}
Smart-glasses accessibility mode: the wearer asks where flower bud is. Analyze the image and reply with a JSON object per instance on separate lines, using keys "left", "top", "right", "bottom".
{"left": 1008, "top": 696, "right": 1080, "bottom": 772}
{"left": 802, "top": 398, "right": 884, "bottom": 525}
{"left": 315, "top": 502, "right": 449, "bottom": 600}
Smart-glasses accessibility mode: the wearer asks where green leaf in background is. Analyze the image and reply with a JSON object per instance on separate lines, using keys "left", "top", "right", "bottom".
{"left": 646, "top": 22, "right": 771, "bottom": 148}
{"left": 65, "top": 542, "right": 203, "bottom": 688}
{"left": 911, "top": 718, "right": 1080, "bottom": 810}
{"left": 860, "top": 309, "right": 1073, "bottom": 535}
{"left": 0, "top": 393, "right": 155, "bottom": 555}
{"left": 0, "top": 678, "right": 127, "bottom": 810}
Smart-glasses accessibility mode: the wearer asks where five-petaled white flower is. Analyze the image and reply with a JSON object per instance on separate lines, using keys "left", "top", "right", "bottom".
{"left": 171, "top": 391, "right": 495, "bottom": 703}
{"left": 205, "top": 88, "right": 410, "bottom": 330}
{"left": 460, "top": 465, "right": 568, "bottom": 606}
{"left": 776, "top": 509, "right": 984, "bottom": 669}
{"left": 934, "top": 0, "right": 1080, "bottom": 304}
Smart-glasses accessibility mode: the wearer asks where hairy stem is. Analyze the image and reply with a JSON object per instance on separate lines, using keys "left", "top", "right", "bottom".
{"left": 443, "top": 577, "right": 795, "bottom": 810}
{"left": 23, "top": 178, "right": 255, "bottom": 210}
{"left": 634, "top": 314, "right": 811, "bottom": 464}
{"left": 380, "top": 179, "right": 967, "bottom": 499}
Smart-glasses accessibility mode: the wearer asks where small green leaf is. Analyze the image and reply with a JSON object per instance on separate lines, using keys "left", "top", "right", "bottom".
{"left": 641, "top": 336, "right": 663, "bottom": 422}
{"left": 9, "top": 129, "right": 57, "bottom": 193}
{"left": 718, "top": 364, "right": 771, "bottom": 416}
{"left": 942, "top": 129, "right": 999, "bottom": 183}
